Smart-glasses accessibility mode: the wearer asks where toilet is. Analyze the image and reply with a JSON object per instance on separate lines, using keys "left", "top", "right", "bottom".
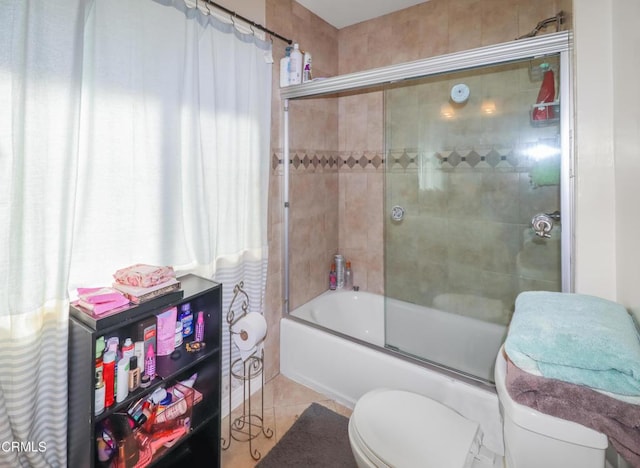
{"left": 348, "top": 346, "right": 608, "bottom": 468}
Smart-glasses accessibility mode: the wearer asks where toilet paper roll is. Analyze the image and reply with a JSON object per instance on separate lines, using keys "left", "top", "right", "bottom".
{"left": 232, "top": 312, "right": 267, "bottom": 361}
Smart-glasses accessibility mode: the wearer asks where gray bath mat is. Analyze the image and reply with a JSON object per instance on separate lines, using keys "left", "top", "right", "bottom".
{"left": 256, "top": 402, "right": 357, "bottom": 468}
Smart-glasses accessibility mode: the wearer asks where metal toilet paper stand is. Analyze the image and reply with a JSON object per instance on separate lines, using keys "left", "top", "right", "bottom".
{"left": 221, "top": 281, "right": 273, "bottom": 460}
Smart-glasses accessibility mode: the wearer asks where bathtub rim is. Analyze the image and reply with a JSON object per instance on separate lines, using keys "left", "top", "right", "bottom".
{"left": 282, "top": 312, "right": 498, "bottom": 392}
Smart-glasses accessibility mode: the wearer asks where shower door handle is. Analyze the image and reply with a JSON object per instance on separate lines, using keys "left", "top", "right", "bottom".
{"left": 391, "top": 205, "right": 405, "bottom": 222}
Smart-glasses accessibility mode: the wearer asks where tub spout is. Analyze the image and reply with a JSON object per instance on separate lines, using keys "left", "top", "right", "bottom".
{"left": 353, "top": 286, "right": 360, "bottom": 291}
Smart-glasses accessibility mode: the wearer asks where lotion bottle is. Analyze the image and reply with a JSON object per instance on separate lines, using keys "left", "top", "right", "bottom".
{"left": 279, "top": 46, "right": 292, "bottom": 87}
{"left": 345, "top": 261, "right": 353, "bottom": 290}
{"left": 302, "top": 51, "right": 312, "bottom": 83}
{"left": 288, "top": 43, "right": 303, "bottom": 85}
{"left": 116, "top": 357, "right": 129, "bottom": 403}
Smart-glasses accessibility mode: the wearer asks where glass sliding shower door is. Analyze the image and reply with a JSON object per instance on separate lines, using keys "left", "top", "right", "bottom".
{"left": 384, "top": 54, "right": 565, "bottom": 382}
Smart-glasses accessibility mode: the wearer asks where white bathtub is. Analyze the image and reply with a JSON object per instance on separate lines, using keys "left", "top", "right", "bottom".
{"left": 290, "top": 290, "right": 507, "bottom": 382}
{"left": 281, "top": 290, "right": 506, "bottom": 454}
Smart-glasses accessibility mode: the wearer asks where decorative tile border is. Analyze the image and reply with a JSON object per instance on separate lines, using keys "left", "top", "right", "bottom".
{"left": 272, "top": 139, "right": 559, "bottom": 175}
{"left": 271, "top": 149, "right": 384, "bottom": 174}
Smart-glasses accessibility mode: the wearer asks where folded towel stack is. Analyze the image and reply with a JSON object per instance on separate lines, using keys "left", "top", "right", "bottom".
{"left": 77, "top": 287, "right": 129, "bottom": 315}
{"left": 505, "top": 291, "right": 640, "bottom": 397}
{"left": 504, "top": 291, "right": 640, "bottom": 467}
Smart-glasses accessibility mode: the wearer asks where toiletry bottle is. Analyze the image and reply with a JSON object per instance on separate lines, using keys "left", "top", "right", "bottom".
{"left": 345, "top": 261, "right": 353, "bottom": 290}
{"left": 121, "top": 338, "right": 134, "bottom": 361}
{"left": 288, "top": 43, "right": 303, "bottom": 85}
{"left": 95, "top": 336, "right": 105, "bottom": 391}
{"left": 302, "top": 51, "right": 312, "bottom": 83}
{"left": 94, "top": 348, "right": 105, "bottom": 415}
{"left": 95, "top": 378, "right": 105, "bottom": 415}
{"left": 179, "top": 303, "right": 194, "bottom": 339}
{"left": 533, "top": 63, "right": 555, "bottom": 121}
{"left": 116, "top": 357, "right": 129, "bottom": 403}
{"left": 174, "top": 321, "right": 183, "bottom": 348}
{"left": 128, "top": 356, "right": 140, "bottom": 392}
{"left": 144, "top": 344, "right": 156, "bottom": 379}
{"left": 329, "top": 263, "right": 337, "bottom": 290}
{"left": 334, "top": 254, "right": 345, "bottom": 289}
{"left": 195, "top": 311, "right": 205, "bottom": 342}
{"left": 279, "top": 46, "right": 292, "bottom": 88}
{"left": 103, "top": 351, "right": 116, "bottom": 407}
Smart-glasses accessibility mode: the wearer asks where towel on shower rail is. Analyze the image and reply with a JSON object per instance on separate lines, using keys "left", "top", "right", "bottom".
{"left": 504, "top": 291, "right": 640, "bottom": 396}
{"left": 506, "top": 357, "right": 640, "bottom": 468}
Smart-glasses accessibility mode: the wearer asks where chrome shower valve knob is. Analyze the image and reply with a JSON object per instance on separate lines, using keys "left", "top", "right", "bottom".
{"left": 390, "top": 205, "right": 405, "bottom": 222}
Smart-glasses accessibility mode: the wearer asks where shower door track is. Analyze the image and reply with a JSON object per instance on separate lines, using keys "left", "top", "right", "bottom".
{"left": 281, "top": 30, "right": 573, "bottom": 313}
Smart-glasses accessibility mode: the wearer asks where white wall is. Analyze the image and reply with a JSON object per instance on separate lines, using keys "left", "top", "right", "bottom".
{"left": 573, "top": 0, "right": 640, "bottom": 323}
{"left": 216, "top": 0, "right": 265, "bottom": 24}
{"left": 612, "top": 0, "right": 640, "bottom": 323}
{"left": 573, "top": 1, "right": 617, "bottom": 301}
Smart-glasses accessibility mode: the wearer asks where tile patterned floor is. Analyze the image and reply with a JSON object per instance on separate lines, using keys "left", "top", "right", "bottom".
{"left": 220, "top": 374, "right": 353, "bottom": 468}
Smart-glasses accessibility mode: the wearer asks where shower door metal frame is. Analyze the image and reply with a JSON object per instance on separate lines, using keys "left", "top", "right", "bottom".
{"left": 281, "top": 31, "right": 573, "bottom": 313}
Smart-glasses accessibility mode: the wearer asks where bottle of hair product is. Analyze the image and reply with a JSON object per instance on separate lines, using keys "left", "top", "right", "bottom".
{"left": 288, "top": 43, "right": 303, "bottom": 85}
{"left": 334, "top": 254, "right": 345, "bottom": 289}
{"left": 103, "top": 351, "right": 116, "bottom": 408}
{"left": 195, "top": 311, "right": 205, "bottom": 342}
{"left": 179, "top": 303, "right": 194, "bottom": 339}
{"left": 345, "top": 261, "right": 353, "bottom": 290}
{"left": 121, "top": 337, "right": 134, "bottom": 361}
{"left": 302, "top": 51, "right": 312, "bottom": 83}
{"left": 116, "top": 357, "right": 129, "bottom": 403}
{"left": 329, "top": 263, "right": 337, "bottom": 290}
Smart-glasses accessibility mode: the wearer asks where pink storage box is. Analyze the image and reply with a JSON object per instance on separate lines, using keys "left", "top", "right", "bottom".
{"left": 156, "top": 307, "right": 177, "bottom": 356}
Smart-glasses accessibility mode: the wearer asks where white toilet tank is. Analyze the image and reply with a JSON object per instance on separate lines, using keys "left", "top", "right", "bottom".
{"left": 494, "top": 347, "right": 608, "bottom": 468}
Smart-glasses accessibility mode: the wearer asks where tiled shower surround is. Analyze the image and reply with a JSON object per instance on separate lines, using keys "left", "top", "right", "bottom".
{"left": 264, "top": 0, "right": 571, "bottom": 379}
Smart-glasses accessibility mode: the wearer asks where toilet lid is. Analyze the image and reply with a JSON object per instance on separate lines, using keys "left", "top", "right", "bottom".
{"left": 352, "top": 389, "right": 482, "bottom": 468}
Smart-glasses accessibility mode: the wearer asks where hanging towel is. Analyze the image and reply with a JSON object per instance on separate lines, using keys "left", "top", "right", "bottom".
{"left": 504, "top": 291, "right": 640, "bottom": 396}
{"left": 530, "top": 155, "right": 560, "bottom": 187}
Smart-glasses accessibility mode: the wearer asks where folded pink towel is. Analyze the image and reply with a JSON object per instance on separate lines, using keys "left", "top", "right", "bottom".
{"left": 114, "top": 264, "right": 175, "bottom": 288}
{"left": 76, "top": 287, "right": 129, "bottom": 315}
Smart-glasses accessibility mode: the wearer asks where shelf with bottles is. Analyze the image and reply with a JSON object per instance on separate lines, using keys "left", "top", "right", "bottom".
{"left": 95, "top": 364, "right": 219, "bottom": 468}
{"left": 530, "top": 101, "right": 560, "bottom": 127}
{"left": 68, "top": 273, "right": 222, "bottom": 468}
{"left": 93, "top": 302, "right": 219, "bottom": 422}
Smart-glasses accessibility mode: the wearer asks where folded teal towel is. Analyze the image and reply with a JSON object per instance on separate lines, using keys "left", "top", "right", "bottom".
{"left": 505, "top": 291, "right": 640, "bottom": 396}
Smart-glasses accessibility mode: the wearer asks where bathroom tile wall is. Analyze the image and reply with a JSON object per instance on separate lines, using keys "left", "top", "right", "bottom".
{"left": 382, "top": 60, "right": 563, "bottom": 313}
{"left": 335, "top": 0, "right": 571, "bottom": 308}
{"left": 265, "top": 0, "right": 339, "bottom": 379}
{"left": 264, "top": 0, "right": 571, "bottom": 377}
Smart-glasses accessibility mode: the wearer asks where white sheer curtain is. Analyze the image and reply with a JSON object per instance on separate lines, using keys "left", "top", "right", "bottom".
{"left": 71, "top": 0, "right": 272, "bottom": 288}
{"left": 1, "top": 0, "right": 271, "bottom": 465}
{"left": 0, "top": 1, "right": 88, "bottom": 467}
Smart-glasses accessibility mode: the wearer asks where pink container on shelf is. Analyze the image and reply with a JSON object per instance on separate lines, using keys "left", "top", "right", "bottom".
{"left": 156, "top": 307, "right": 178, "bottom": 356}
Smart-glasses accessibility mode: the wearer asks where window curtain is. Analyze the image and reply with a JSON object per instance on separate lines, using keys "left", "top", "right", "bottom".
{"left": 1, "top": 0, "right": 272, "bottom": 465}
{"left": 0, "top": 1, "right": 89, "bottom": 467}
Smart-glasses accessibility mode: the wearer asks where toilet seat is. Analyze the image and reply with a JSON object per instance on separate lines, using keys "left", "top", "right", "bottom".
{"left": 350, "top": 389, "right": 483, "bottom": 468}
